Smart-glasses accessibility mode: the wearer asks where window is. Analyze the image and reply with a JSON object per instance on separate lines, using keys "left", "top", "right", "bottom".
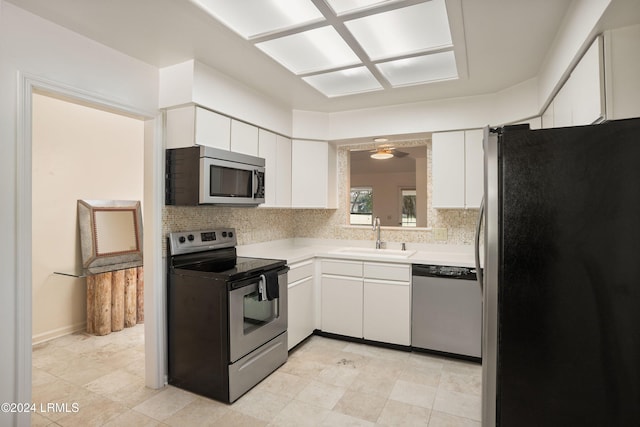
{"left": 401, "top": 189, "right": 417, "bottom": 227}
{"left": 350, "top": 187, "right": 373, "bottom": 225}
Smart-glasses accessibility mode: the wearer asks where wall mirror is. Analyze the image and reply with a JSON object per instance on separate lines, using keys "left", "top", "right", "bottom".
{"left": 78, "top": 199, "right": 143, "bottom": 269}
{"left": 349, "top": 142, "right": 428, "bottom": 228}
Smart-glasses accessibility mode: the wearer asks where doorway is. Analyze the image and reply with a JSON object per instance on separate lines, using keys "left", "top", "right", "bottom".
{"left": 32, "top": 92, "right": 144, "bottom": 343}
{"left": 31, "top": 92, "right": 145, "bottom": 344}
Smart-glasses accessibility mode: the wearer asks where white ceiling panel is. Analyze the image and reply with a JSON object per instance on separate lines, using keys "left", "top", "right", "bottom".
{"left": 377, "top": 51, "right": 457, "bottom": 86}
{"left": 345, "top": 0, "right": 452, "bottom": 60}
{"left": 192, "top": 0, "right": 323, "bottom": 39}
{"left": 256, "top": 26, "right": 361, "bottom": 74}
{"left": 325, "top": 0, "right": 401, "bottom": 15}
{"left": 303, "top": 67, "right": 383, "bottom": 97}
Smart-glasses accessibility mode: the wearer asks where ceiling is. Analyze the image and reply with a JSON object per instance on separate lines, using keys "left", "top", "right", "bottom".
{"left": 7, "top": 0, "right": 638, "bottom": 113}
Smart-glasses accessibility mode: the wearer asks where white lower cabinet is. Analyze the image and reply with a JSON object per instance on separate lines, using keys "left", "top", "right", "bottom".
{"left": 363, "top": 262, "right": 411, "bottom": 346}
{"left": 320, "top": 259, "right": 411, "bottom": 346}
{"left": 363, "top": 279, "right": 411, "bottom": 345}
{"left": 287, "top": 260, "right": 315, "bottom": 350}
{"left": 288, "top": 277, "right": 314, "bottom": 350}
{"left": 321, "top": 275, "right": 363, "bottom": 338}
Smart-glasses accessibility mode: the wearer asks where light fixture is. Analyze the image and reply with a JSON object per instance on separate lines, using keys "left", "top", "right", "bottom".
{"left": 373, "top": 137, "right": 388, "bottom": 143}
{"left": 371, "top": 148, "right": 394, "bottom": 159}
{"left": 194, "top": 0, "right": 460, "bottom": 97}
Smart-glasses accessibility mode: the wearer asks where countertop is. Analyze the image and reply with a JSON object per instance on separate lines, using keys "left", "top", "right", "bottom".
{"left": 237, "top": 238, "right": 480, "bottom": 268}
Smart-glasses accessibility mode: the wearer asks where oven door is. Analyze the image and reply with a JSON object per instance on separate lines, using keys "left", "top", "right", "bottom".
{"left": 228, "top": 269, "right": 288, "bottom": 362}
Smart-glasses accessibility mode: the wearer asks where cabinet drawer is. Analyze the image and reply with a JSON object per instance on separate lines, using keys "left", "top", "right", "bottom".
{"left": 364, "top": 262, "right": 411, "bottom": 282}
{"left": 288, "top": 260, "right": 314, "bottom": 284}
{"left": 321, "top": 259, "right": 363, "bottom": 277}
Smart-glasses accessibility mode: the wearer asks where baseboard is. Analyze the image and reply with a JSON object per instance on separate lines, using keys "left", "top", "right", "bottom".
{"left": 32, "top": 322, "right": 86, "bottom": 346}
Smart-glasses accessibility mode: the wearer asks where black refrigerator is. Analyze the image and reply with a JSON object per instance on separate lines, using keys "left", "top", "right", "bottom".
{"left": 481, "top": 118, "right": 640, "bottom": 427}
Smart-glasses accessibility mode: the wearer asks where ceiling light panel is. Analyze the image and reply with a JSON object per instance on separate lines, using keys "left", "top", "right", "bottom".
{"left": 302, "top": 67, "right": 383, "bottom": 97}
{"left": 344, "top": 0, "right": 453, "bottom": 60}
{"left": 192, "top": 0, "right": 324, "bottom": 39}
{"left": 325, "top": 0, "right": 401, "bottom": 15}
{"left": 256, "top": 26, "right": 361, "bottom": 75}
{"left": 376, "top": 51, "right": 458, "bottom": 86}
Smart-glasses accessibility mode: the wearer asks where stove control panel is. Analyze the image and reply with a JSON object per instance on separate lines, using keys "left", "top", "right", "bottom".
{"left": 169, "top": 228, "right": 237, "bottom": 255}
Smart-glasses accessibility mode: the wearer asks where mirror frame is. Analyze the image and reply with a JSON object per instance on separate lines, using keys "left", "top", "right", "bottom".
{"left": 78, "top": 199, "right": 143, "bottom": 269}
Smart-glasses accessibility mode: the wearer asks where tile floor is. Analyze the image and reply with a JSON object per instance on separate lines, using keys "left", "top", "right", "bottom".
{"left": 32, "top": 325, "right": 481, "bottom": 426}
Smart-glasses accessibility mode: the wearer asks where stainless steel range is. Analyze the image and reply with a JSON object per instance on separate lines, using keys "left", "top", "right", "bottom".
{"left": 167, "top": 228, "right": 288, "bottom": 403}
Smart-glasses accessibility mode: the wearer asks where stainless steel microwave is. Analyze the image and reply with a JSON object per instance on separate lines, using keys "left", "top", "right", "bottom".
{"left": 166, "top": 146, "right": 265, "bottom": 206}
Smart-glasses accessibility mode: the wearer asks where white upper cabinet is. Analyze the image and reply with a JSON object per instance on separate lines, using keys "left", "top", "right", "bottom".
{"left": 291, "top": 140, "right": 337, "bottom": 209}
{"left": 571, "top": 37, "right": 605, "bottom": 125}
{"left": 258, "top": 130, "right": 277, "bottom": 206}
{"left": 230, "top": 119, "right": 259, "bottom": 156}
{"left": 604, "top": 24, "right": 640, "bottom": 120}
{"left": 166, "top": 105, "right": 231, "bottom": 150}
{"left": 258, "top": 130, "right": 291, "bottom": 207}
{"left": 275, "top": 135, "right": 292, "bottom": 206}
{"left": 543, "top": 36, "right": 605, "bottom": 128}
{"left": 432, "top": 131, "right": 465, "bottom": 209}
{"left": 432, "top": 130, "right": 483, "bottom": 209}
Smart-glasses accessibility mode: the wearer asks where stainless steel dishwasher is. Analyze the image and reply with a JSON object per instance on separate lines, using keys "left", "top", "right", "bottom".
{"left": 411, "top": 264, "right": 482, "bottom": 360}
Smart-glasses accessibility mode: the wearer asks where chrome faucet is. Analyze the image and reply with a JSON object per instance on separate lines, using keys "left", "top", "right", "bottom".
{"left": 373, "top": 216, "right": 382, "bottom": 249}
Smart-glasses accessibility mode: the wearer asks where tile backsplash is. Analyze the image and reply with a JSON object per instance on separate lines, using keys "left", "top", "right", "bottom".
{"left": 163, "top": 139, "right": 479, "bottom": 247}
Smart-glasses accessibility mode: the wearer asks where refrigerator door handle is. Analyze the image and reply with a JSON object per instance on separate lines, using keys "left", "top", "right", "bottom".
{"left": 475, "top": 195, "right": 485, "bottom": 293}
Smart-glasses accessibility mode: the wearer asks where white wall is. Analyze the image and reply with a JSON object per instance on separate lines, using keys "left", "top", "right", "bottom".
{"left": 0, "top": 2, "right": 158, "bottom": 425}
{"left": 31, "top": 93, "right": 144, "bottom": 344}
{"left": 292, "top": 78, "right": 540, "bottom": 142}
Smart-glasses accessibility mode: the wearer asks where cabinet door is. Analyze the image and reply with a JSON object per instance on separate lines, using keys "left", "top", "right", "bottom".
{"left": 432, "top": 131, "right": 465, "bottom": 208}
{"left": 166, "top": 106, "right": 195, "bottom": 149}
{"left": 571, "top": 37, "right": 604, "bottom": 125}
{"left": 363, "top": 279, "right": 411, "bottom": 345}
{"left": 464, "top": 129, "right": 484, "bottom": 209}
{"left": 288, "top": 276, "right": 314, "bottom": 350}
{"left": 276, "top": 136, "right": 292, "bottom": 207}
{"left": 605, "top": 26, "right": 640, "bottom": 120}
{"left": 258, "top": 129, "right": 277, "bottom": 206}
{"left": 292, "top": 140, "right": 336, "bottom": 208}
{"left": 195, "top": 107, "right": 231, "bottom": 150}
{"left": 230, "top": 120, "right": 259, "bottom": 156}
{"left": 321, "top": 275, "right": 363, "bottom": 338}
{"left": 553, "top": 79, "right": 573, "bottom": 128}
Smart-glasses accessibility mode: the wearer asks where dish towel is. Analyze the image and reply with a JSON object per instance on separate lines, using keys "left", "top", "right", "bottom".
{"left": 259, "top": 270, "right": 280, "bottom": 301}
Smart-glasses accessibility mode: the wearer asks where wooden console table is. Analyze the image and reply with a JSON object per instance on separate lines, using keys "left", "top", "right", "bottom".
{"left": 56, "top": 262, "right": 144, "bottom": 336}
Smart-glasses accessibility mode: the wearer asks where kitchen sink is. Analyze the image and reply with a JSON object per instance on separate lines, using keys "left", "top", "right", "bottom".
{"left": 329, "top": 247, "right": 416, "bottom": 259}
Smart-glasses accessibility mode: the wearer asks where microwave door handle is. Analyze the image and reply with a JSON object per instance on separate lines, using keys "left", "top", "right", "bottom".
{"left": 253, "top": 169, "right": 264, "bottom": 199}
{"left": 253, "top": 169, "right": 258, "bottom": 198}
